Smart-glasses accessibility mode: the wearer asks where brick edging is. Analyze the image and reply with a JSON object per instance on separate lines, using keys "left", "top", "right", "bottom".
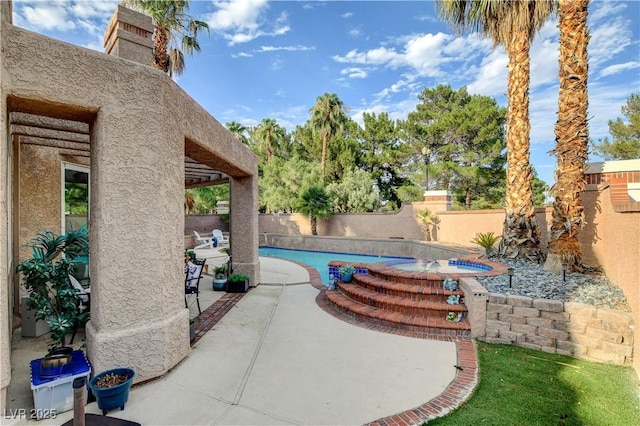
{"left": 191, "top": 291, "right": 246, "bottom": 345}
{"left": 293, "top": 260, "right": 479, "bottom": 424}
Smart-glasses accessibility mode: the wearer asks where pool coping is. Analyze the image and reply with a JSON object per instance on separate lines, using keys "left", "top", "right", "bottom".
{"left": 276, "top": 256, "right": 480, "bottom": 424}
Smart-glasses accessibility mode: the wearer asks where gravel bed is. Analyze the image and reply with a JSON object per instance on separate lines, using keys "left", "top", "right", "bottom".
{"left": 476, "top": 258, "right": 631, "bottom": 311}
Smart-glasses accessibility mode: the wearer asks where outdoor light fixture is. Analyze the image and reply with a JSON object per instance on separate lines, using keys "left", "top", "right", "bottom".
{"left": 562, "top": 263, "right": 567, "bottom": 282}
{"left": 421, "top": 146, "right": 431, "bottom": 192}
{"left": 507, "top": 267, "right": 514, "bottom": 288}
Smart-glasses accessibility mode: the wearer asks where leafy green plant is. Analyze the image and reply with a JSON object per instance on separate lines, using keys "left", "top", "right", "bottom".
{"left": 213, "top": 265, "right": 227, "bottom": 279}
{"left": 228, "top": 273, "right": 249, "bottom": 283}
{"left": 16, "top": 225, "right": 89, "bottom": 349}
{"left": 339, "top": 264, "right": 356, "bottom": 275}
{"left": 471, "top": 232, "right": 501, "bottom": 257}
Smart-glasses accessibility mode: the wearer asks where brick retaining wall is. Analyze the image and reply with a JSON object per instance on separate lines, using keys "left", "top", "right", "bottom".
{"left": 481, "top": 292, "right": 634, "bottom": 365}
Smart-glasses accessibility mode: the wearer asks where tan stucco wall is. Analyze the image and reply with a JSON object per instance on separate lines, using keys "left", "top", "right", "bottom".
{"left": 1, "top": 5, "right": 259, "bottom": 403}
{"left": 0, "top": 1, "right": 11, "bottom": 410}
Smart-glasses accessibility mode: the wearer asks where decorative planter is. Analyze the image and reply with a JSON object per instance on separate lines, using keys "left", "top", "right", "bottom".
{"left": 341, "top": 272, "right": 353, "bottom": 283}
{"left": 226, "top": 279, "right": 248, "bottom": 293}
{"left": 213, "top": 278, "right": 227, "bottom": 291}
{"left": 88, "top": 368, "right": 135, "bottom": 415}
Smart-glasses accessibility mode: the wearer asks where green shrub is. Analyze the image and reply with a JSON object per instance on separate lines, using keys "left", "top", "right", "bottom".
{"left": 471, "top": 232, "right": 501, "bottom": 256}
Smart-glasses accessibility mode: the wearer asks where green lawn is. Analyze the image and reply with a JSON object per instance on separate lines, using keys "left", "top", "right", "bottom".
{"left": 427, "top": 341, "right": 640, "bottom": 425}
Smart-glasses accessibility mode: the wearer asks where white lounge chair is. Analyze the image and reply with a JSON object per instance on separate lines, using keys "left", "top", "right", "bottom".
{"left": 212, "top": 229, "right": 229, "bottom": 245}
{"left": 193, "top": 230, "right": 214, "bottom": 249}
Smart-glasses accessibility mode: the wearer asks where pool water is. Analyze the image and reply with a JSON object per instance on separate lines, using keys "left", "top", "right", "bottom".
{"left": 258, "top": 246, "right": 411, "bottom": 284}
{"left": 391, "top": 260, "right": 491, "bottom": 274}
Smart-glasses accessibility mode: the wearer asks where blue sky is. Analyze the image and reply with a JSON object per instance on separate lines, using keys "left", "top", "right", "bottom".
{"left": 12, "top": 0, "right": 640, "bottom": 186}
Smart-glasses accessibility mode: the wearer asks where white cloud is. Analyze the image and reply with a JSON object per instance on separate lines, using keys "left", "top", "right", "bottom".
{"left": 342, "top": 12, "right": 353, "bottom": 19}
{"left": 207, "top": 0, "right": 289, "bottom": 45}
{"left": 588, "top": 17, "right": 634, "bottom": 69}
{"left": 590, "top": 0, "right": 628, "bottom": 23}
{"left": 599, "top": 61, "right": 640, "bottom": 78}
{"left": 258, "top": 45, "right": 314, "bottom": 52}
{"left": 341, "top": 67, "right": 368, "bottom": 79}
{"left": 19, "top": 1, "right": 76, "bottom": 31}
{"left": 467, "top": 49, "right": 508, "bottom": 97}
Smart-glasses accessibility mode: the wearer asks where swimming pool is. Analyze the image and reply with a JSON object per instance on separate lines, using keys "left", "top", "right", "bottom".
{"left": 258, "top": 246, "right": 412, "bottom": 284}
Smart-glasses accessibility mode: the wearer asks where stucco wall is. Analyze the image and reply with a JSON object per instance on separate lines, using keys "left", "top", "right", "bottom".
{"left": 1, "top": 9, "right": 259, "bottom": 400}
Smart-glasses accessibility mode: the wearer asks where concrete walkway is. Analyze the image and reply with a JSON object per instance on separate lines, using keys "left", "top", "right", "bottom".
{"left": 14, "top": 256, "right": 472, "bottom": 425}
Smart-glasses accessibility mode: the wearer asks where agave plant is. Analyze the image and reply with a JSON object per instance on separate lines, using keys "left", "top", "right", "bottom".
{"left": 16, "top": 225, "right": 89, "bottom": 349}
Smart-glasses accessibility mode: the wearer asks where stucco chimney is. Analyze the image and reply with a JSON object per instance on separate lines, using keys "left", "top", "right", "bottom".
{"left": 103, "top": 5, "right": 154, "bottom": 66}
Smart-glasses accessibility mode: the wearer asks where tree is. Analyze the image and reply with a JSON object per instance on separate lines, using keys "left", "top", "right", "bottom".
{"left": 416, "top": 208, "right": 439, "bottom": 241}
{"left": 225, "top": 121, "right": 249, "bottom": 145}
{"left": 123, "top": 0, "right": 208, "bottom": 76}
{"left": 437, "top": 0, "right": 556, "bottom": 262}
{"left": 325, "top": 169, "right": 381, "bottom": 213}
{"left": 254, "top": 118, "right": 289, "bottom": 163}
{"left": 298, "top": 186, "right": 333, "bottom": 236}
{"left": 545, "top": 0, "right": 590, "bottom": 273}
{"left": 260, "top": 157, "right": 322, "bottom": 213}
{"left": 309, "top": 93, "right": 349, "bottom": 180}
{"left": 591, "top": 93, "right": 640, "bottom": 160}
{"left": 358, "top": 112, "right": 409, "bottom": 208}
{"left": 403, "top": 85, "right": 506, "bottom": 209}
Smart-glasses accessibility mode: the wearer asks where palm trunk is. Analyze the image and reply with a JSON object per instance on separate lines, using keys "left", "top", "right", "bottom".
{"left": 321, "top": 133, "right": 328, "bottom": 180}
{"left": 498, "top": 30, "right": 543, "bottom": 262}
{"left": 311, "top": 215, "right": 318, "bottom": 236}
{"left": 153, "top": 25, "right": 170, "bottom": 73}
{"left": 544, "top": 0, "right": 590, "bottom": 273}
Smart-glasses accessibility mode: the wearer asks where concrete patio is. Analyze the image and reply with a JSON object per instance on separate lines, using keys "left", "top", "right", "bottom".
{"left": 6, "top": 254, "right": 469, "bottom": 425}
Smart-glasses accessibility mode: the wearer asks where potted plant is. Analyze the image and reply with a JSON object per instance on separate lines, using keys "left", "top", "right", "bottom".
{"left": 339, "top": 264, "right": 356, "bottom": 283}
{"left": 212, "top": 265, "right": 227, "bottom": 291}
{"left": 88, "top": 367, "right": 135, "bottom": 415}
{"left": 185, "top": 249, "right": 196, "bottom": 262}
{"left": 226, "top": 273, "right": 249, "bottom": 293}
{"left": 16, "top": 225, "right": 89, "bottom": 351}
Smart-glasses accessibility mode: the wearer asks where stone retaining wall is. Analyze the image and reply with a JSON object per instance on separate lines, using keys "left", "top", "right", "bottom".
{"left": 482, "top": 292, "right": 634, "bottom": 365}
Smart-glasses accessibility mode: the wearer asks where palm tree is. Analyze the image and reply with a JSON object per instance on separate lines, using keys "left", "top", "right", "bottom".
{"left": 309, "top": 93, "right": 349, "bottom": 180}
{"left": 255, "top": 118, "right": 287, "bottom": 162}
{"left": 545, "top": 0, "right": 590, "bottom": 273}
{"left": 123, "top": 0, "right": 208, "bottom": 76}
{"left": 437, "top": 0, "right": 556, "bottom": 262}
{"left": 225, "top": 121, "right": 249, "bottom": 145}
{"left": 298, "top": 186, "right": 333, "bottom": 236}
{"left": 416, "top": 208, "right": 439, "bottom": 241}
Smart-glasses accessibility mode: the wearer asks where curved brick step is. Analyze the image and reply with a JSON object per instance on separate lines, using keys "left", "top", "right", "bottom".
{"left": 325, "top": 290, "right": 471, "bottom": 336}
{"left": 338, "top": 283, "right": 466, "bottom": 316}
{"left": 354, "top": 273, "right": 464, "bottom": 301}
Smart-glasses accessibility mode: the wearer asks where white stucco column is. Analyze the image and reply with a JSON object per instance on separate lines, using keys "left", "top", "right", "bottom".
{"left": 86, "top": 97, "right": 189, "bottom": 383}
{"left": 230, "top": 175, "right": 260, "bottom": 286}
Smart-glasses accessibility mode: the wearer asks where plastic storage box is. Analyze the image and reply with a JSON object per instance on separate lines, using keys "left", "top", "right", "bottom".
{"left": 30, "top": 350, "right": 91, "bottom": 419}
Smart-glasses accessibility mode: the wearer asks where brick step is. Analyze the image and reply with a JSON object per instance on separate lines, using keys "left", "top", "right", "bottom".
{"left": 364, "top": 263, "right": 465, "bottom": 285}
{"left": 354, "top": 273, "right": 464, "bottom": 301}
{"left": 325, "top": 290, "right": 471, "bottom": 337}
{"left": 338, "top": 283, "right": 467, "bottom": 316}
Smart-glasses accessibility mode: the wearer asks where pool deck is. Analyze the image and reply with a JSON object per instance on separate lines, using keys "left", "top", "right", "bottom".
{"left": 9, "top": 252, "right": 478, "bottom": 425}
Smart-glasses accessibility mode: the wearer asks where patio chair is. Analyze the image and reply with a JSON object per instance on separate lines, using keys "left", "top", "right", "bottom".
{"left": 212, "top": 229, "right": 229, "bottom": 245}
{"left": 68, "top": 274, "right": 90, "bottom": 344}
{"left": 185, "top": 258, "right": 206, "bottom": 315}
{"left": 193, "top": 230, "right": 214, "bottom": 249}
